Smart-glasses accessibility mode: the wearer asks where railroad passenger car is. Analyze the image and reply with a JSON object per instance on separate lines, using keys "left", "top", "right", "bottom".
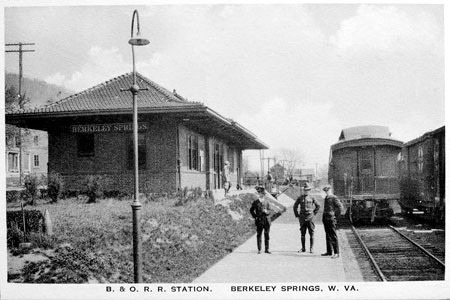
{"left": 398, "top": 126, "right": 445, "bottom": 224}
{"left": 328, "top": 126, "right": 403, "bottom": 223}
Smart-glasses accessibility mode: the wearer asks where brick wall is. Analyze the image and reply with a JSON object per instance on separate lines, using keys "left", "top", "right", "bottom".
{"left": 178, "top": 125, "right": 207, "bottom": 190}
{"left": 48, "top": 118, "right": 178, "bottom": 193}
{"left": 47, "top": 118, "right": 243, "bottom": 194}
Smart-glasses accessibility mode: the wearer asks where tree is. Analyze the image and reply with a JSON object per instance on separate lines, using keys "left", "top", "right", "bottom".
{"left": 5, "top": 85, "right": 32, "bottom": 187}
{"left": 273, "top": 148, "right": 304, "bottom": 177}
{"left": 5, "top": 85, "right": 18, "bottom": 112}
{"left": 5, "top": 86, "right": 21, "bottom": 146}
{"left": 5, "top": 86, "right": 31, "bottom": 146}
{"left": 269, "top": 163, "right": 286, "bottom": 183}
{"left": 5, "top": 85, "right": 30, "bottom": 112}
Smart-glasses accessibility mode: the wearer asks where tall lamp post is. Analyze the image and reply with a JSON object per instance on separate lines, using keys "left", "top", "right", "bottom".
{"left": 121, "top": 9, "right": 149, "bottom": 283}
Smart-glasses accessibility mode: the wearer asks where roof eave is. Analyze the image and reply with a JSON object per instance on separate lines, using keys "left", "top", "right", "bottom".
{"left": 204, "top": 107, "right": 268, "bottom": 149}
{"left": 6, "top": 104, "right": 206, "bottom": 120}
{"left": 6, "top": 105, "right": 269, "bottom": 150}
{"left": 331, "top": 138, "right": 404, "bottom": 152}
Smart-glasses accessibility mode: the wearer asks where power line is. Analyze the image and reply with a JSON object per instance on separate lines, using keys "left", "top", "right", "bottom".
{"left": 262, "top": 157, "right": 276, "bottom": 173}
{"left": 5, "top": 42, "right": 35, "bottom": 100}
{"left": 5, "top": 28, "right": 140, "bottom": 92}
{"left": 5, "top": 42, "right": 35, "bottom": 187}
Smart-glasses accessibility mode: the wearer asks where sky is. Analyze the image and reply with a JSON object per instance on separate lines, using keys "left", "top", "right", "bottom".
{"left": 3, "top": 3, "right": 445, "bottom": 173}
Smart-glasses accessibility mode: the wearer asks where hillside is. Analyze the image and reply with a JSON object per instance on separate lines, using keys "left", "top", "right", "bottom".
{"left": 5, "top": 73, "right": 73, "bottom": 109}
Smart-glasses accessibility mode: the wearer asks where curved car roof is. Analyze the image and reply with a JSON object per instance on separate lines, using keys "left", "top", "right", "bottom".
{"left": 331, "top": 125, "right": 403, "bottom": 151}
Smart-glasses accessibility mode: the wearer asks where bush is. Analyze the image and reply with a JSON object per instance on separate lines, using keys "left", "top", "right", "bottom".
{"left": 103, "top": 190, "right": 130, "bottom": 200}
{"left": 62, "top": 190, "right": 80, "bottom": 199}
{"left": 83, "top": 175, "right": 102, "bottom": 203}
{"left": 47, "top": 172, "right": 64, "bottom": 203}
{"left": 8, "top": 230, "right": 56, "bottom": 250}
{"left": 24, "top": 175, "right": 39, "bottom": 205}
{"left": 7, "top": 224, "right": 25, "bottom": 247}
{"left": 22, "top": 246, "right": 114, "bottom": 283}
{"left": 8, "top": 191, "right": 262, "bottom": 283}
{"left": 7, "top": 209, "right": 44, "bottom": 233}
{"left": 6, "top": 190, "right": 21, "bottom": 203}
{"left": 27, "top": 232, "right": 57, "bottom": 249}
{"left": 174, "top": 187, "right": 204, "bottom": 206}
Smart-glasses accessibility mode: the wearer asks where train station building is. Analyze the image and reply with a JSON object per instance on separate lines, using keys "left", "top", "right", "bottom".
{"left": 6, "top": 73, "right": 268, "bottom": 193}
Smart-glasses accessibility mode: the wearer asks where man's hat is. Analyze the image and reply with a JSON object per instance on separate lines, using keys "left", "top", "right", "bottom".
{"left": 322, "top": 185, "right": 332, "bottom": 191}
{"left": 303, "top": 182, "right": 312, "bottom": 191}
{"left": 224, "top": 161, "right": 230, "bottom": 165}
{"left": 255, "top": 186, "right": 265, "bottom": 193}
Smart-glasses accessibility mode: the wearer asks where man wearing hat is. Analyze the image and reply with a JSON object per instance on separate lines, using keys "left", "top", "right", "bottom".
{"left": 293, "top": 182, "right": 321, "bottom": 253}
{"left": 250, "top": 186, "right": 273, "bottom": 254}
{"left": 266, "top": 171, "right": 274, "bottom": 193}
{"left": 223, "top": 161, "right": 231, "bottom": 196}
{"left": 321, "top": 185, "right": 344, "bottom": 258}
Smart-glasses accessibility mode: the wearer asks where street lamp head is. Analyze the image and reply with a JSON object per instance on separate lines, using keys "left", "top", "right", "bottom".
{"left": 129, "top": 10, "right": 150, "bottom": 46}
{"left": 129, "top": 33, "right": 150, "bottom": 46}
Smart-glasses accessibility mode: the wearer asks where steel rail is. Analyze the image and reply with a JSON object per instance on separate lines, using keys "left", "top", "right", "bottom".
{"left": 350, "top": 225, "right": 387, "bottom": 282}
{"left": 388, "top": 225, "right": 445, "bottom": 268}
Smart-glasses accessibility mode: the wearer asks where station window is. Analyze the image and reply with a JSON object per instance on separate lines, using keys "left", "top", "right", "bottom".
{"left": 188, "top": 135, "right": 199, "bottom": 171}
{"left": 77, "top": 134, "right": 95, "bottom": 157}
{"left": 127, "top": 133, "right": 147, "bottom": 170}
{"left": 33, "top": 135, "right": 39, "bottom": 146}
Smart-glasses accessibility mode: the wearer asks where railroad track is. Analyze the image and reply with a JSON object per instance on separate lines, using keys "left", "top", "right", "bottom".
{"left": 351, "top": 225, "right": 445, "bottom": 281}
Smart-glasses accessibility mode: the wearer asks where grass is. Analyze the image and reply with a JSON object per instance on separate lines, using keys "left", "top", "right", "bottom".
{"left": 7, "top": 193, "right": 257, "bottom": 283}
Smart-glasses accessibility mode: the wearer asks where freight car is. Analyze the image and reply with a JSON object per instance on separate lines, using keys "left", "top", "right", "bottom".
{"left": 398, "top": 126, "right": 445, "bottom": 225}
{"left": 328, "top": 126, "right": 403, "bottom": 223}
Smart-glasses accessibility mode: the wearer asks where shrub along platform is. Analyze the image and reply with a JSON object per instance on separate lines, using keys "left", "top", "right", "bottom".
{"left": 7, "top": 192, "right": 260, "bottom": 283}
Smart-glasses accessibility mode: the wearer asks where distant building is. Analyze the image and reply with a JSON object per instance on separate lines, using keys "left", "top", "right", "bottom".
{"left": 6, "top": 127, "right": 48, "bottom": 187}
{"left": 291, "top": 168, "right": 315, "bottom": 186}
{"left": 6, "top": 73, "right": 267, "bottom": 193}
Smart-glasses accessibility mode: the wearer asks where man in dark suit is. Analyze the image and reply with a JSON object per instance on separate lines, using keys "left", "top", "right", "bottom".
{"left": 250, "top": 186, "right": 272, "bottom": 254}
{"left": 321, "top": 185, "right": 344, "bottom": 258}
{"left": 293, "top": 182, "right": 320, "bottom": 253}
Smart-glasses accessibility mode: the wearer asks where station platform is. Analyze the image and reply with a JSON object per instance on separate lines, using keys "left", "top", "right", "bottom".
{"left": 193, "top": 192, "right": 364, "bottom": 283}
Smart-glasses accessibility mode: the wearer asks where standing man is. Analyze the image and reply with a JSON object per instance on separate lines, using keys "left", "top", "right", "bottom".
{"left": 223, "top": 161, "right": 231, "bottom": 196}
{"left": 293, "top": 182, "right": 320, "bottom": 253}
{"left": 321, "top": 185, "right": 344, "bottom": 258}
{"left": 266, "top": 171, "right": 274, "bottom": 192}
{"left": 250, "top": 186, "right": 272, "bottom": 254}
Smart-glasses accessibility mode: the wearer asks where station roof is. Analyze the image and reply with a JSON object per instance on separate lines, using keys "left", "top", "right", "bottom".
{"left": 6, "top": 72, "right": 268, "bottom": 150}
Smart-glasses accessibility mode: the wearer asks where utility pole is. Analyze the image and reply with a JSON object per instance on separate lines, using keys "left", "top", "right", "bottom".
{"left": 315, "top": 162, "right": 318, "bottom": 179}
{"left": 6, "top": 43, "right": 35, "bottom": 101}
{"left": 260, "top": 150, "right": 264, "bottom": 178}
{"left": 262, "top": 157, "right": 276, "bottom": 173}
{"left": 5, "top": 42, "right": 35, "bottom": 186}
